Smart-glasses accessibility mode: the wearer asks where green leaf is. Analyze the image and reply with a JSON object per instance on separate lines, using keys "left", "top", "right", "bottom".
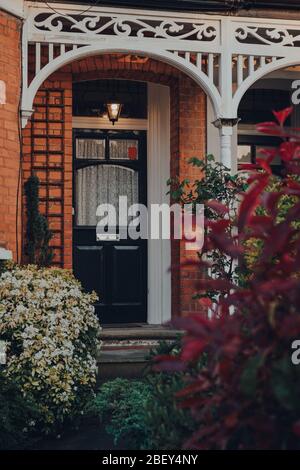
{"left": 188, "top": 157, "right": 203, "bottom": 167}
{"left": 271, "top": 356, "right": 300, "bottom": 412}
{"left": 240, "top": 354, "right": 264, "bottom": 399}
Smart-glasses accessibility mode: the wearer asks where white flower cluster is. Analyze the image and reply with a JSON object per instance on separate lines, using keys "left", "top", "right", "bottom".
{"left": 0, "top": 265, "right": 101, "bottom": 427}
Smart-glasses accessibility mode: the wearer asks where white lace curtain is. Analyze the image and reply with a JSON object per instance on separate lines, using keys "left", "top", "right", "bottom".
{"left": 76, "top": 165, "right": 139, "bottom": 226}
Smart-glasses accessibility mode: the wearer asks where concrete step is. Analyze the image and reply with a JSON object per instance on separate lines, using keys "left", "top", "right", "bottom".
{"left": 99, "top": 324, "right": 181, "bottom": 340}
{"left": 97, "top": 324, "right": 182, "bottom": 379}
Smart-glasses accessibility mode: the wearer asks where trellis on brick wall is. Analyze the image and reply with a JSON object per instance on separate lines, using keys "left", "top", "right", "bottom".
{"left": 28, "top": 88, "right": 65, "bottom": 267}
{"left": 21, "top": 2, "right": 300, "bottom": 167}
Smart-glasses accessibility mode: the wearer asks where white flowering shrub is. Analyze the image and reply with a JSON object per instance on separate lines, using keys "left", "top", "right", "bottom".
{"left": 0, "top": 265, "right": 101, "bottom": 431}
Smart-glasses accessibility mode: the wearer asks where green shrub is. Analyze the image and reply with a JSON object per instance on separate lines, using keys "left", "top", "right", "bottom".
{"left": 141, "top": 338, "right": 196, "bottom": 449}
{"left": 0, "top": 264, "right": 101, "bottom": 432}
{"left": 89, "top": 340, "right": 196, "bottom": 450}
{"left": 168, "top": 155, "right": 247, "bottom": 299}
{"left": 0, "top": 371, "right": 39, "bottom": 449}
{"left": 142, "top": 372, "right": 196, "bottom": 450}
{"left": 88, "top": 378, "right": 151, "bottom": 448}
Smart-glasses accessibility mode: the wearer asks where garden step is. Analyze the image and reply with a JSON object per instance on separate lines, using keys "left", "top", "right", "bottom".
{"left": 99, "top": 324, "right": 181, "bottom": 340}
{"left": 97, "top": 324, "right": 182, "bottom": 379}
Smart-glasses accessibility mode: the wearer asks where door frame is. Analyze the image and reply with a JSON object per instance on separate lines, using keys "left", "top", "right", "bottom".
{"left": 72, "top": 82, "right": 171, "bottom": 325}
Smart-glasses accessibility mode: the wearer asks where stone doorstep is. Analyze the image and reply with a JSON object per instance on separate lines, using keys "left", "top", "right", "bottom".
{"left": 98, "top": 348, "right": 151, "bottom": 364}
{"left": 97, "top": 325, "right": 182, "bottom": 365}
{"left": 99, "top": 324, "right": 182, "bottom": 341}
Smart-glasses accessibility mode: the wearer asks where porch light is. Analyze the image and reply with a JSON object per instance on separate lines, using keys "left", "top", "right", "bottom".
{"left": 106, "top": 102, "right": 122, "bottom": 125}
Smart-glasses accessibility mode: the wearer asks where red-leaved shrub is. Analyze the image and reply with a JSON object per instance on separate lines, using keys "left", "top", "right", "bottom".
{"left": 158, "top": 107, "right": 300, "bottom": 449}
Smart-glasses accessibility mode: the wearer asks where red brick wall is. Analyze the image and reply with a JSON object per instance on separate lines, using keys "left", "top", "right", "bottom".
{"left": 23, "top": 54, "right": 206, "bottom": 317}
{"left": 0, "top": 10, "right": 21, "bottom": 259}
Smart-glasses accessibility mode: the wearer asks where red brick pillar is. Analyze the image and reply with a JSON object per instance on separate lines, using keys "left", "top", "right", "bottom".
{"left": 0, "top": 10, "right": 21, "bottom": 260}
{"left": 172, "top": 75, "right": 207, "bottom": 317}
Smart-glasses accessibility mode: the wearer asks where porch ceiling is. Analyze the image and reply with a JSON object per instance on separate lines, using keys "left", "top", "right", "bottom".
{"left": 70, "top": 54, "right": 183, "bottom": 83}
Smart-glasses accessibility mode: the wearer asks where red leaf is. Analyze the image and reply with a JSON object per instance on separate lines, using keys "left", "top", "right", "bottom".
{"left": 218, "top": 359, "right": 233, "bottom": 381}
{"left": 259, "top": 221, "right": 293, "bottom": 263}
{"left": 286, "top": 179, "right": 300, "bottom": 196}
{"left": 224, "top": 412, "right": 239, "bottom": 429}
{"left": 273, "top": 106, "right": 293, "bottom": 126}
{"left": 176, "top": 378, "right": 211, "bottom": 397}
{"left": 286, "top": 163, "right": 300, "bottom": 175}
{"left": 206, "top": 200, "right": 229, "bottom": 216}
{"left": 222, "top": 336, "right": 241, "bottom": 357}
{"left": 181, "top": 338, "right": 208, "bottom": 362}
{"left": 209, "top": 232, "right": 242, "bottom": 258}
{"left": 198, "top": 297, "right": 213, "bottom": 308}
{"left": 171, "top": 315, "right": 212, "bottom": 336}
{"left": 256, "top": 121, "right": 283, "bottom": 136}
{"left": 280, "top": 141, "right": 300, "bottom": 162}
{"left": 260, "top": 191, "right": 282, "bottom": 214}
{"left": 206, "top": 219, "right": 231, "bottom": 232}
{"left": 248, "top": 215, "right": 273, "bottom": 232}
{"left": 278, "top": 317, "right": 300, "bottom": 339}
{"left": 238, "top": 175, "right": 269, "bottom": 232}
{"left": 256, "top": 157, "right": 272, "bottom": 175}
{"left": 239, "top": 163, "right": 260, "bottom": 171}
{"left": 293, "top": 421, "right": 300, "bottom": 438}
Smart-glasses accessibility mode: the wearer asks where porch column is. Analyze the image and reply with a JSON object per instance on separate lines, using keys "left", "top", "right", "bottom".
{"left": 213, "top": 118, "right": 239, "bottom": 172}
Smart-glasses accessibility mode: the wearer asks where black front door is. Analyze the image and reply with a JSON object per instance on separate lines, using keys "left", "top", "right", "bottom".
{"left": 73, "top": 129, "right": 147, "bottom": 324}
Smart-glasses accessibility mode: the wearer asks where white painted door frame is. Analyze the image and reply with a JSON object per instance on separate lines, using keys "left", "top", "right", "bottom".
{"left": 72, "top": 82, "right": 171, "bottom": 325}
{"left": 147, "top": 83, "right": 171, "bottom": 325}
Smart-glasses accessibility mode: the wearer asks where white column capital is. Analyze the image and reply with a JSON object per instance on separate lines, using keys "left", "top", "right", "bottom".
{"left": 212, "top": 118, "right": 239, "bottom": 171}
{"left": 212, "top": 118, "right": 240, "bottom": 130}
{"left": 21, "top": 109, "right": 34, "bottom": 128}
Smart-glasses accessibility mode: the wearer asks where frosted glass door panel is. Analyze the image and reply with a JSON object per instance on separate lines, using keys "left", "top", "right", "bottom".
{"left": 76, "top": 139, "right": 105, "bottom": 160}
{"left": 109, "top": 140, "right": 139, "bottom": 160}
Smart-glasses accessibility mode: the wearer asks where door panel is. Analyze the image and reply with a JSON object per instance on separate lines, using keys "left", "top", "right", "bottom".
{"left": 73, "top": 245, "right": 105, "bottom": 302}
{"left": 112, "top": 246, "right": 143, "bottom": 304}
{"left": 73, "top": 130, "right": 147, "bottom": 324}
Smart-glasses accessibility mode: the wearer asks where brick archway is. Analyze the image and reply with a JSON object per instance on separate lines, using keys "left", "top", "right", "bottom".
{"left": 22, "top": 54, "right": 207, "bottom": 319}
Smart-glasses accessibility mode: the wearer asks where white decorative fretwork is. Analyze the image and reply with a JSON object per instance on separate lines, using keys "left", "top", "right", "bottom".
{"left": 235, "top": 24, "right": 300, "bottom": 47}
{"left": 33, "top": 11, "right": 219, "bottom": 42}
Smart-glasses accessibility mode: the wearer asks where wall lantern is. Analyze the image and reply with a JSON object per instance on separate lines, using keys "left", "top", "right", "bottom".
{"left": 106, "top": 102, "right": 122, "bottom": 125}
